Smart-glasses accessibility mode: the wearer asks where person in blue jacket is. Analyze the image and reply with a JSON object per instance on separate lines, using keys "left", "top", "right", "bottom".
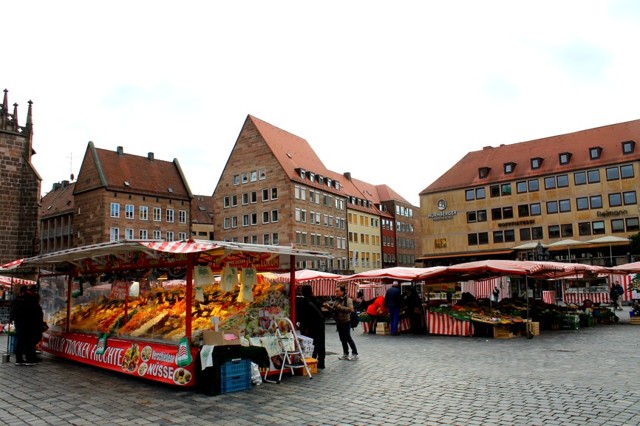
{"left": 384, "top": 282, "right": 402, "bottom": 336}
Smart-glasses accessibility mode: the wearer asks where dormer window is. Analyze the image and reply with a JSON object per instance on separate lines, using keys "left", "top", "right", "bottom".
{"left": 327, "top": 178, "right": 332, "bottom": 187}
{"left": 504, "top": 162, "right": 516, "bottom": 174}
{"left": 299, "top": 168, "right": 306, "bottom": 178}
{"left": 530, "top": 157, "right": 543, "bottom": 169}
{"left": 478, "top": 167, "right": 491, "bottom": 179}
{"left": 334, "top": 181, "right": 340, "bottom": 190}
{"left": 559, "top": 152, "right": 572, "bottom": 165}
{"left": 589, "top": 146, "right": 602, "bottom": 160}
{"left": 309, "top": 172, "right": 315, "bottom": 182}
{"left": 622, "top": 140, "right": 636, "bottom": 154}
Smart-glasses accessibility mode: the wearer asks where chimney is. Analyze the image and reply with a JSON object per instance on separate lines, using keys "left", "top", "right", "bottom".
{"left": 117, "top": 146, "right": 124, "bottom": 155}
{"left": 52, "top": 182, "right": 61, "bottom": 191}
{"left": 148, "top": 152, "right": 154, "bottom": 161}
{"left": 61, "top": 180, "right": 70, "bottom": 188}
{"left": 343, "top": 172, "right": 352, "bottom": 181}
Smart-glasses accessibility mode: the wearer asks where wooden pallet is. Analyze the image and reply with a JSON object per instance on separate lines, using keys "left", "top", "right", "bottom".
{"left": 630, "top": 317, "right": 640, "bottom": 325}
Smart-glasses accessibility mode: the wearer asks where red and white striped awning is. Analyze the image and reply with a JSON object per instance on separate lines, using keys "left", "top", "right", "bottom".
{"left": 0, "top": 275, "right": 37, "bottom": 288}
{"left": 139, "top": 240, "right": 220, "bottom": 253}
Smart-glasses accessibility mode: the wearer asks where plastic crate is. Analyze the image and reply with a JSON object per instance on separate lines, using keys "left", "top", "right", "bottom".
{"left": 220, "top": 359, "right": 251, "bottom": 379}
{"left": 220, "top": 373, "right": 252, "bottom": 394}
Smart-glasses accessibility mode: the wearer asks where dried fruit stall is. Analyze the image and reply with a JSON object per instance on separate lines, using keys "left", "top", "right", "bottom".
{"left": 2, "top": 240, "right": 330, "bottom": 390}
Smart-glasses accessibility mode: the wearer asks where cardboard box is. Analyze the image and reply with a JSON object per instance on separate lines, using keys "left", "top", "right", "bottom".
{"left": 202, "top": 328, "right": 242, "bottom": 346}
{"left": 295, "top": 357, "right": 317, "bottom": 376}
{"left": 376, "top": 323, "right": 390, "bottom": 335}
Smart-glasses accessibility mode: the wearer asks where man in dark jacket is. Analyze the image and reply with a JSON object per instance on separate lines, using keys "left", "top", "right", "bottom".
{"left": 385, "top": 282, "right": 402, "bottom": 336}
{"left": 11, "top": 285, "right": 43, "bottom": 366}
{"left": 296, "top": 285, "right": 326, "bottom": 368}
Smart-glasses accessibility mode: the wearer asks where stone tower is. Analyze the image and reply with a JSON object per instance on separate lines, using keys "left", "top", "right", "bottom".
{"left": 0, "top": 88, "right": 41, "bottom": 265}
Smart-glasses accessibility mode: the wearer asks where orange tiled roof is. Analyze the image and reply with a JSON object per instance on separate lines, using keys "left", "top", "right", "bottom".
{"left": 374, "top": 184, "right": 412, "bottom": 206}
{"left": 421, "top": 118, "right": 640, "bottom": 194}
{"left": 91, "top": 145, "right": 191, "bottom": 199}
{"left": 40, "top": 181, "right": 75, "bottom": 219}
{"left": 191, "top": 195, "right": 214, "bottom": 224}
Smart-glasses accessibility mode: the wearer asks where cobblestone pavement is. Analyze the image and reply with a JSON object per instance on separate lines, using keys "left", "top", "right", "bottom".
{"left": 1, "top": 309, "right": 638, "bottom": 426}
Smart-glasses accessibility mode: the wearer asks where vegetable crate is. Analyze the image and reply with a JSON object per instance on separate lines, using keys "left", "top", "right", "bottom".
{"left": 528, "top": 321, "right": 540, "bottom": 336}
{"left": 220, "top": 359, "right": 251, "bottom": 394}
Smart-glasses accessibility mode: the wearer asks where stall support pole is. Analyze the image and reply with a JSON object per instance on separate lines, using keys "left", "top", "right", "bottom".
{"left": 185, "top": 253, "right": 194, "bottom": 339}
{"left": 525, "top": 275, "right": 533, "bottom": 339}
{"left": 66, "top": 273, "right": 73, "bottom": 333}
{"left": 289, "top": 255, "right": 296, "bottom": 327}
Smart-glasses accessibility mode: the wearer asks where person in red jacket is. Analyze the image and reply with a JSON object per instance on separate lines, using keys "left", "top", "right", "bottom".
{"left": 365, "top": 296, "right": 387, "bottom": 334}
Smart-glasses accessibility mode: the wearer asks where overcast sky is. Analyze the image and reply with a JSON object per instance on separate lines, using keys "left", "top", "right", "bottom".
{"left": 3, "top": 1, "right": 640, "bottom": 206}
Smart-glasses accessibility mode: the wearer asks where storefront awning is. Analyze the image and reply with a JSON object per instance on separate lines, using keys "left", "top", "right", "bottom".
{"left": 417, "top": 249, "right": 514, "bottom": 261}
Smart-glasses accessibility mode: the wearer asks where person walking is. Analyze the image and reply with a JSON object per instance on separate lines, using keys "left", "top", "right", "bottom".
{"left": 385, "top": 282, "right": 402, "bottom": 336}
{"left": 326, "top": 285, "right": 359, "bottom": 361}
{"left": 10, "top": 285, "right": 44, "bottom": 366}
{"left": 296, "top": 284, "right": 326, "bottom": 369}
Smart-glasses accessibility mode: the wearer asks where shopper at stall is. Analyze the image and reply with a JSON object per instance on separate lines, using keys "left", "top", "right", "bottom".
{"left": 404, "top": 287, "right": 424, "bottom": 334}
{"left": 10, "top": 285, "right": 43, "bottom": 366}
{"left": 365, "top": 295, "right": 387, "bottom": 334}
{"left": 610, "top": 281, "right": 624, "bottom": 311}
{"left": 325, "top": 285, "right": 359, "bottom": 361}
{"left": 493, "top": 286, "right": 500, "bottom": 303}
{"left": 296, "top": 284, "right": 326, "bottom": 369}
{"left": 385, "top": 282, "right": 402, "bottom": 336}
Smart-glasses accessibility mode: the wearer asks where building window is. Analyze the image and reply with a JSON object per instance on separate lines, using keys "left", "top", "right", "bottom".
{"left": 477, "top": 210, "right": 487, "bottom": 222}
{"left": 139, "top": 229, "right": 148, "bottom": 239}
{"left": 592, "top": 221, "right": 605, "bottom": 235}
{"left": 110, "top": 227, "right": 120, "bottom": 241}
{"left": 518, "top": 204, "right": 529, "bottom": 217}
{"left": 546, "top": 201, "right": 558, "bottom": 214}
{"left": 465, "top": 189, "right": 475, "bottom": 201}
{"left": 528, "top": 179, "right": 539, "bottom": 192}
{"left": 624, "top": 191, "right": 637, "bottom": 205}
{"left": 504, "top": 162, "right": 516, "bottom": 174}
{"left": 242, "top": 215, "right": 249, "bottom": 227}
{"left": 503, "top": 206, "right": 513, "bottom": 219}
{"left": 179, "top": 210, "right": 187, "bottom": 224}
{"left": 272, "top": 233, "right": 279, "bottom": 245}
{"left": 223, "top": 217, "right": 230, "bottom": 229}
{"left": 139, "top": 206, "right": 148, "bottom": 221}
{"left": 166, "top": 231, "right": 174, "bottom": 242}
{"left": 574, "top": 171, "right": 586, "bottom": 185}
{"left": 590, "top": 195, "right": 603, "bottom": 209}
{"left": 501, "top": 184, "right": 512, "bottom": 196}
{"left": 250, "top": 171, "right": 257, "bottom": 182}
{"left": 262, "top": 211, "right": 269, "bottom": 224}
{"left": 242, "top": 193, "right": 249, "bottom": 205}
{"left": 544, "top": 176, "right": 556, "bottom": 190}
{"left": 493, "top": 231, "right": 504, "bottom": 243}
{"left": 251, "top": 213, "right": 258, "bottom": 225}
{"left": 559, "top": 199, "right": 571, "bottom": 212}
{"left": 166, "top": 209, "right": 174, "bottom": 223}
{"left": 476, "top": 187, "right": 486, "bottom": 199}
{"left": 520, "top": 228, "right": 531, "bottom": 241}
{"left": 530, "top": 203, "right": 541, "bottom": 216}
{"left": 490, "top": 185, "right": 500, "bottom": 197}
{"left": 561, "top": 224, "right": 573, "bottom": 237}
{"left": 110, "top": 203, "right": 120, "bottom": 218}
{"left": 153, "top": 207, "right": 161, "bottom": 221}
{"left": 233, "top": 175, "right": 240, "bottom": 185}
{"left": 611, "top": 219, "right": 625, "bottom": 233}
{"left": 263, "top": 233, "right": 270, "bottom": 245}
{"left": 224, "top": 196, "right": 230, "bottom": 208}
{"left": 491, "top": 208, "right": 502, "bottom": 220}
{"left": 467, "top": 211, "right": 477, "bottom": 223}
{"left": 589, "top": 147, "right": 602, "bottom": 159}
{"left": 548, "top": 225, "right": 560, "bottom": 239}
{"left": 263, "top": 189, "right": 270, "bottom": 202}
{"left": 479, "top": 167, "right": 490, "bottom": 178}
{"left": 576, "top": 197, "right": 589, "bottom": 211}
{"left": 621, "top": 164, "right": 634, "bottom": 179}
{"left": 153, "top": 230, "right": 161, "bottom": 240}
{"left": 587, "top": 169, "right": 600, "bottom": 183}
{"left": 178, "top": 232, "right": 187, "bottom": 240}
{"left": 504, "top": 229, "right": 515, "bottom": 242}
{"left": 626, "top": 217, "right": 640, "bottom": 231}
{"left": 578, "top": 222, "right": 591, "bottom": 236}
{"left": 608, "top": 193, "right": 622, "bottom": 207}
{"left": 241, "top": 173, "right": 248, "bottom": 184}
{"left": 556, "top": 174, "right": 569, "bottom": 188}
{"left": 231, "top": 216, "right": 238, "bottom": 228}
{"left": 271, "top": 188, "right": 278, "bottom": 200}
{"left": 559, "top": 152, "right": 572, "bottom": 164}
{"left": 606, "top": 167, "right": 620, "bottom": 181}
{"left": 125, "top": 228, "right": 134, "bottom": 239}
{"left": 259, "top": 169, "right": 266, "bottom": 180}
{"left": 531, "top": 157, "right": 543, "bottom": 169}
{"left": 622, "top": 140, "right": 635, "bottom": 154}
{"left": 125, "top": 204, "right": 134, "bottom": 219}
{"left": 516, "top": 181, "right": 527, "bottom": 193}
{"left": 531, "top": 227, "right": 543, "bottom": 239}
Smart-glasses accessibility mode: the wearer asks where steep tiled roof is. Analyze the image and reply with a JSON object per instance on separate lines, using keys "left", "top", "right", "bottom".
{"left": 40, "top": 181, "right": 75, "bottom": 219}
{"left": 374, "top": 184, "right": 411, "bottom": 205}
{"left": 79, "top": 143, "right": 191, "bottom": 199}
{"left": 249, "top": 115, "right": 342, "bottom": 194}
{"left": 191, "top": 195, "right": 214, "bottom": 224}
{"left": 421, "top": 118, "right": 640, "bottom": 194}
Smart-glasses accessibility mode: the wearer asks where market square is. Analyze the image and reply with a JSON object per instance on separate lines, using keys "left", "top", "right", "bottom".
{"left": 1, "top": 312, "right": 638, "bottom": 426}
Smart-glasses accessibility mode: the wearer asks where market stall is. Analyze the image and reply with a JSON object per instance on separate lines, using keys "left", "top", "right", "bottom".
{"left": 1, "top": 240, "right": 330, "bottom": 390}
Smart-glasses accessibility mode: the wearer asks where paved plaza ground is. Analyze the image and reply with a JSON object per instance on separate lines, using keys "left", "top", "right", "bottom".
{"left": 0, "top": 308, "right": 638, "bottom": 426}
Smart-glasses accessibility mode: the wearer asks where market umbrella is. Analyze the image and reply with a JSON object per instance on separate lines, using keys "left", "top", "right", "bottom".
{"left": 546, "top": 239, "right": 587, "bottom": 262}
{"left": 511, "top": 242, "right": 547, "bottom": 250}
{"left": 608, "top": 261, "right": 640, "bottom": 274}
{"left": 343, "top": 266, "right": 447, "bottom": 282}
{"left": 585, "top": 235, "right": 630, "bottom": 265}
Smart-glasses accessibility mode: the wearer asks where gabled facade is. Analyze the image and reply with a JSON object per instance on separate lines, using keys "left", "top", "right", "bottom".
{"left": 418, "top": 119, "right": 640, "bottom": 266}
{"left": 191, "top": 194, "right": 215, "bottom": 240}
{"left": 73, "top": 143, "right": 192, "bottom": 246}
{"left": 0, "top": 89, "right": 41, "bottom": 264}
{"left": 40, "top": 181, "right": 75, "bottom": 254}
{"left": 212, "top": 115, "right": 350, "bottom": 272}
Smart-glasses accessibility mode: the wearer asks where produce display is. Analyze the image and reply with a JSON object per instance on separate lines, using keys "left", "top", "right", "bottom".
{"left": 50, "top": 275, "right": 290, "bottom": 341}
